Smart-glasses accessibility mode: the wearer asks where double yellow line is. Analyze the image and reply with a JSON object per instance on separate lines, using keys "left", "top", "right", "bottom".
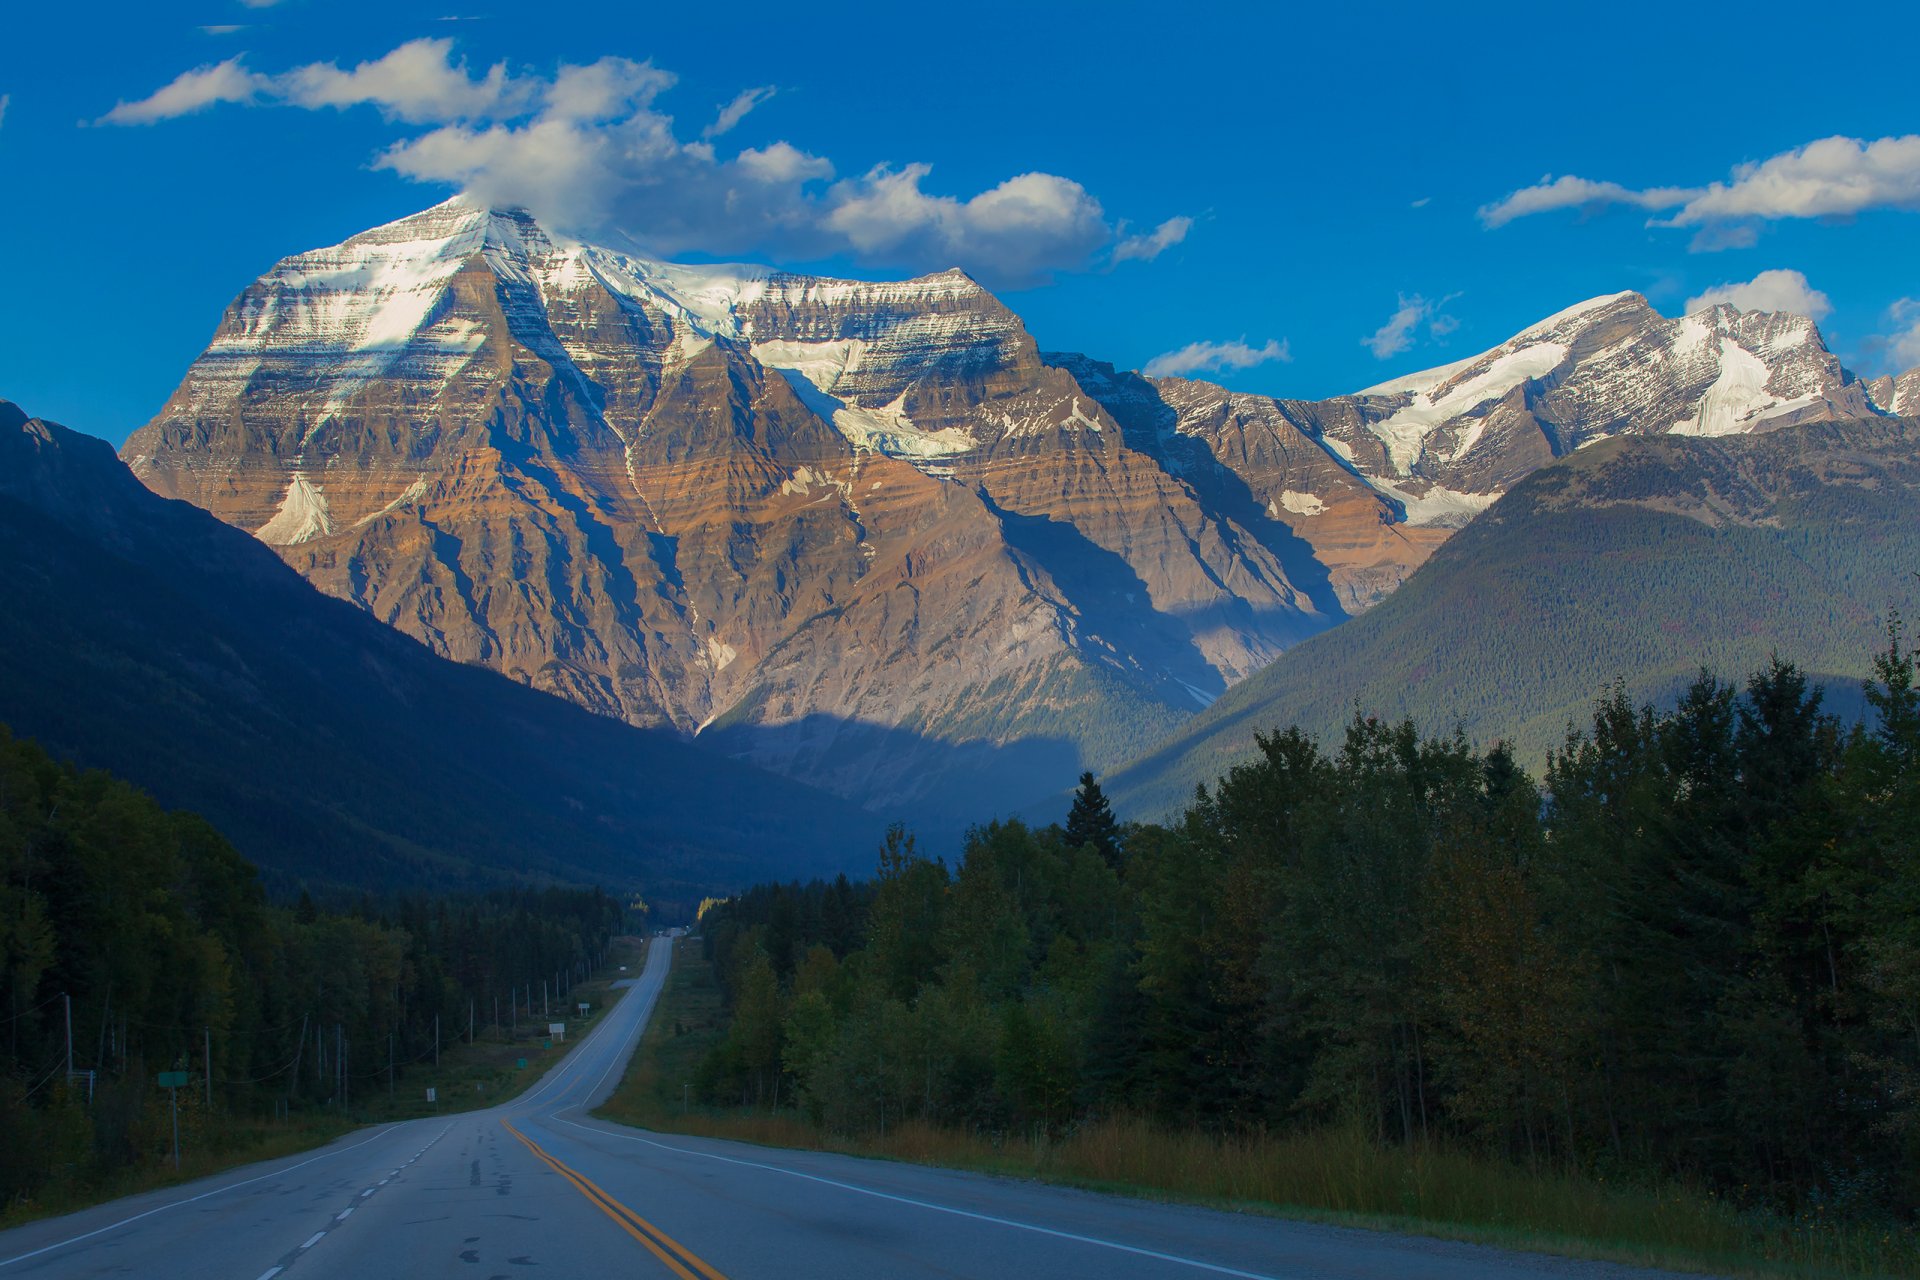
{"left": 502, "top": 1118, "right": 728, "bottom": 1280}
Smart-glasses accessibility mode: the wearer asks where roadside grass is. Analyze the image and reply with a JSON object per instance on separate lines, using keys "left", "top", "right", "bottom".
{"left": 598, "top": 938, "right": 1920, "bottom": 1280}
{"left": 0, "top": 937, "right": 647, "bottom": 1231}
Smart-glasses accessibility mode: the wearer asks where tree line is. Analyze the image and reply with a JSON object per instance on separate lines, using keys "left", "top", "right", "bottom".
{"left": 695, "top": 628, "right": 1920, "bottom": 1221}
{"left": 0, "top": 725, "right": 627, "bottom": 1208}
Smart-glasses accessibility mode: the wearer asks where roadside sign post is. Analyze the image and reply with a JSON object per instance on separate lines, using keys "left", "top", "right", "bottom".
{"left": 157, "top": 1071, "right": 189, "bottom": 1169}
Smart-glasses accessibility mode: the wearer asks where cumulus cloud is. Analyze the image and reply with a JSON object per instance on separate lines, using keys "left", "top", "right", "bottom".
{"left": 1111, "top": 216, "right": 1191, "bottom": 264}
{"left": 1685, "top": 268, "right": 1831, "bottom": 320}
{"left": 1668, "top": 135, "right": 1920, "bottom": 225}
{"left": 1482, "top": 135, "right": 1920, "bottom": 249}
{"left": 1143, "top": 337, "right": 1290, "bottom": 379}
{"left": 704, "top": 85, "right": 774, "bottom": 139}
{"left": 1363, "top": 293, "right": 1457, "bottom": 360}
{"left": 102, "top": 41, "right": 1181, "bottom": 287}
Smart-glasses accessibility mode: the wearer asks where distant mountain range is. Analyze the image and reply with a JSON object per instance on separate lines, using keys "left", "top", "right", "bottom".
{"left": 0, "top": 400, "right": 882, "bottom": 901}
{"left": 116, "top": 197, "right": 1919, "bottom": 820}
{"left": 1103, "top": 415, "right": 1920, "bottom": 819}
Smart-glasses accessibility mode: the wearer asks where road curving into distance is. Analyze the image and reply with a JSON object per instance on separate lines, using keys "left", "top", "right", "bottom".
{"left": 0, "top": 937, "right": 1712, "bottom": 1279}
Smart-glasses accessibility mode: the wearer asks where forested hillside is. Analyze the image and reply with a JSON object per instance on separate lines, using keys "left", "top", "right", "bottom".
{"left": 0, "top": 401, "right": 881, "bottom": 895}
{"left": 1105, "top": 417, "right": 1920, "bottom": 820}
{"left": 691, "top": 635, "right": 1920, "bottom": 1227}
{"left": 0, "top": 725, "right": 625, "bottom": 1209}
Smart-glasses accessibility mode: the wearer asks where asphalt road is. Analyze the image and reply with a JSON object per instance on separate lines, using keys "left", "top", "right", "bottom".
{"left": 0, "top": 938, "right": 1714, "bottom": 1280}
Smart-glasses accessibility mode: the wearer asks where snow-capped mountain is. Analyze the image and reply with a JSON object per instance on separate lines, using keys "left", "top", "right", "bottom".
{"left": 1067, "top": 291, "right": 1882, "bottom": 612}
{"left": 124, "top": 199, "right": 1894, "bottom": 814}
{"left": 125, "top": 199, "right": 1329, "bottom": 816}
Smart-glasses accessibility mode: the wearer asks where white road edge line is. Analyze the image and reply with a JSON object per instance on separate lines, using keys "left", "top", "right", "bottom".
{"left": 254, "top": 1269, "right": 283, "bottom": 1280}
{"left": 516, "top": 941, "right": 668, "bottom": 1112}
{"left": 552, "top": 1118, "right": 1280, "bottom": 1280}
{"left": 0, "top": 1126, "right": 405, "bottom": 1271}
{"left": 299, "top": 1232, "right": 325, "bottom": 1250}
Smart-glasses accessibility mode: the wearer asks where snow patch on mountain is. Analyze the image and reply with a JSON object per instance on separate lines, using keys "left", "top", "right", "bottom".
{"left": 754, "top": 339, "right": 976, "bottom": 462}
{"left": 1366, "top": 343, "right": 1569, "bottom": 474}
{"left": 256, "top": 472, "right": 334, "bottom": 545}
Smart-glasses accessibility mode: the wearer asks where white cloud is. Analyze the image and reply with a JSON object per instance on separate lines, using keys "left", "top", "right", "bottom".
{"left": 236, "top": 0, "right": 285, "bottom": 7}
{"left": 100, "top": 58, "right": 268, "bottom": 124}
{"left": 1143, "top": 337, "right": 1290, "bottom": 379}
{"left": 821, "top": 166, "right": 1111, "bottom": 286}
{"left": 1111, "top": 216, "right": 1191, "bottom": 264}
{"left": 200, "top": 24, "right": 247, "bottom": 34}
{"left": 1668, "top": 135, "right": 1920, "bottom": 225}
{"left": 0, "top": 95, "right": 9, "bottom": 130}
{"left": 278, "top": 39, "right": 533, "bottom": 122}
{"left": 1685, "top": 268, "right": 1831, "bottom": 320}
{"left": 103, "top": 41, "right": 1168, "bottom": 288}
{"left": 704, "top": 85, "right": 774, "bottom": 139}
{"left": 1482, "top": 135, "right": 1920, "bottom": 248}
{"left": 1362, "top": 293, "right": 1457, "bottom": 360}
{"left": 1479, "top": 174, "right": 1700, "bottom": 228}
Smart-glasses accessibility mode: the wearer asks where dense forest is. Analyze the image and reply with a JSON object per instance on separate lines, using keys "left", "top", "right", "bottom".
{"left": 696, "top": 627, "right": 1920, "bottom": 1222}
{"left": 0, "top": 724, "right": 626, "bottom": 1208}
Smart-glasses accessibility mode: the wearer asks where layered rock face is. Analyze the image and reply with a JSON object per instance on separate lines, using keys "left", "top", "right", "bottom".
{"left": 125, "top": 200, "right": 1888, "bottom": 813}
{"left": 125, "top": 200, "right": 1328, "bottom": 814}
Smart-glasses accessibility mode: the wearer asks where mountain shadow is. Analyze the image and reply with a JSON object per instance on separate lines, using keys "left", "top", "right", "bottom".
{"left": 0, "top": 401, "right": 884, "bottom": 898}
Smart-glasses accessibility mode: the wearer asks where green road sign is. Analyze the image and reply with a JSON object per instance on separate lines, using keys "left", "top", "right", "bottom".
{"left": 515, "top": 1058, "right": 527, "bottom": 1070}
{"left": 157, "top": 1071, "right": 189, "bottom": 1088}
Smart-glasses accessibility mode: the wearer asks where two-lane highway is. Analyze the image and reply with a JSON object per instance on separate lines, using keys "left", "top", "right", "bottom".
{"left": 0, "top": 939, "right": 1711, "bottom": 1279}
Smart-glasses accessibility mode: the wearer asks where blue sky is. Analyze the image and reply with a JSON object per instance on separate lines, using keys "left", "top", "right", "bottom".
{"left": 3, "top": 0, "right": 1918, "bottom": 444}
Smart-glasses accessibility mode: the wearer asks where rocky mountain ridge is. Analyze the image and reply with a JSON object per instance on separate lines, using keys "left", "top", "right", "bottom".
{"left": 123, "top": 198, "right": 1902, "bottom": 815}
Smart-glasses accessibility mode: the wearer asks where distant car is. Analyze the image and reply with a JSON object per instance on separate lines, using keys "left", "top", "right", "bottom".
{"left": 619, "top": 965, "right": 628, "bottom": 971}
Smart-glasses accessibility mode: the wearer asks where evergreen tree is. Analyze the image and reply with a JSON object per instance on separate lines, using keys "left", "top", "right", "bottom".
{"left": 1064, "top": 772, "right": 1124, "bottom": 869}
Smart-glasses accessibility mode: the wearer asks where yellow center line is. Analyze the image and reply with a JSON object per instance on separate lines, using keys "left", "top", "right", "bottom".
{"left": 501, "top": 1118, "right": 728, "bottom": 1280}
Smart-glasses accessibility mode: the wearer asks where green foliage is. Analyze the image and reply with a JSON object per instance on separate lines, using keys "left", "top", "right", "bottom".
{"left": 0, "top": 724, "right": 624, "bottom": 1211}
{"left": 694, "top": 623, "right": 1920, "bottom": 1240}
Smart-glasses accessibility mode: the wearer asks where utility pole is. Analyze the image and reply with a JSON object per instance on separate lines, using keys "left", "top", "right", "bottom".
{"left": 468, "top": 999, "right": 474, "bottom": 1045}
{"left": 388, "top": 1033, "right": 394, "bottom": 1099}
{"left": 205, "top": 1027, "right": 212, "bottom": 1108}
{"left": 434, "top": 1014, "right": 440, "bottom": 1068}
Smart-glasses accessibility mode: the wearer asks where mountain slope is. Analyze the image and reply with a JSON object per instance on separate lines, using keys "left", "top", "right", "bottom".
{"left": 1104, "top": 416, "right": 1920, "bottom": 819}
{"left": 1061, "top": 293, "right": 1881, "bottom": 613}
{"left": 0, "top": 399, "right": 881, "bottom": 898}
{"left": 122, "top": 200, "right": 1888, "bottom": 818}
{"left": 123, "top": 200, "right": 1333, "bottom": 817}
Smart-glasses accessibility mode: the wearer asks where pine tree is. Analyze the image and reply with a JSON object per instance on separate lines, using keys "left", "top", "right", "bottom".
{"left": 1065, "top": 772, "right": 1123, "bottom": 869}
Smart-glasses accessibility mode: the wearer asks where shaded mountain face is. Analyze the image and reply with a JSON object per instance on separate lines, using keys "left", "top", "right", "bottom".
{"left": 124, "top": 200, "right": 1885, "bottom": 816}
{"left": 1101, "top": 416, "right": 1920, "bottom": 821}
{"left": 1, "top": 400, "right": 883, "bottom": 899}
